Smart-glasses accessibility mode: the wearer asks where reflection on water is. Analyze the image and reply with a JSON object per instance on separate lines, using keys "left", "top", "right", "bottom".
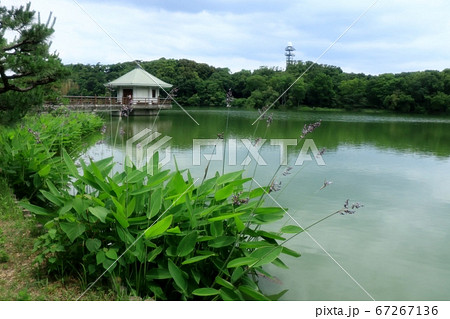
{"left": 85, "top": 109, "right": 450, "bottom": 300}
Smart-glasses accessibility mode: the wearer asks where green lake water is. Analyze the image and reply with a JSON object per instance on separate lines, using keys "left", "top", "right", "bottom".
{"left": 85, "top": 109, "right": 450, "bottom": 300}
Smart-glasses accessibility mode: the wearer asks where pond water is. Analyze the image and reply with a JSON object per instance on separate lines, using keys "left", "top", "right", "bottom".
{"left": 84, "top": 109, "right": 450, "bottom": 300}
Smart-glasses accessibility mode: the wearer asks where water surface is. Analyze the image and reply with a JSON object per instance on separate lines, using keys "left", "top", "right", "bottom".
{"left": 85, "top": 109, "right": 450, "bottom": 300}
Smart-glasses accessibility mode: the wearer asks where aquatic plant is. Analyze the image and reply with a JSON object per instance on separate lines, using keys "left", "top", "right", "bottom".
{"left": 22, "top": 151, "right": 303, "bottom": 300}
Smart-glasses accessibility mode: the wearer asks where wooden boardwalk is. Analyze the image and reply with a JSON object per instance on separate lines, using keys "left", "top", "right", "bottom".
{"left": 47, "top": 96, "right": 172, "bottom": 116}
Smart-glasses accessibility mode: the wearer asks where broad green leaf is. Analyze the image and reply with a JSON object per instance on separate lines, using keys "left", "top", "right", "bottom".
{"left": 256, "top": 230, "right": 285, "bottom": 241}
{"left": 271, "top": 258, "right": 289, "bottom": 269}
{"left": 254, "top": 207, "right": 285, "bottom": 214}
{"left": 219, "top": 287, "right": 242, "bottom": 301}
{"left": 248, "top": 187, "right": 267, "bottom": 199}
{"left": 239, "top": 241, "right": 274, "bottom": 249}
{"left": 63, "top": 149, "right": 80, "bottom": 177}
{"left": 227, "top": 256, "right": 258, "bottom": 268}
{"left": 181, "top": 253, "right": 215, "bottom": 265}
{"left": 48, "top": 229, "right": 57, "bottom": 240}
{"left": 253, "top": 213, "right": 285, "bottom": 224}
{"left": 146, "top": 268, "right": 171, "bottom": 280}
{"left": 147, "top": 246, "right": 163, "bottom": 262}
{"left": 197, "top": 235, "right": 215, "bottom": 242}
{"left": 46, "top": 179, "right": 61, "bottom": 196}
{"left": 268, "top": 289, "right": 289, "bottom": 301}
{"left": 176, "top": 231, "right": 198, "bottom": 257}
{"left": 234, "top": 216, "right": 245, "bottom": 232}
{"left": 250, "top": 246, "right": 283, "bottom": 267}
{"left": 216, "top": 170, "right": 244, "bottom": 184}
{"left": 19, "top": 202, "right": 51, "bottom": 216}
{"left": 57, "top": 201, "right": 73, "bottom": 216}
{"left": 111, "top": 197, "right": 124, "bottom": 216}
{"left": 191, "top": 268, "right": 201, "bottom": 284}
{"left": 210, "top": 221, "right": 223, "bottom": 237}
{"left": 281, "top": 246, "right": 301, "bottom": 258}
{"left": 129, "top": 185, "right": 152, "bottom": 196}
{"left": 208, "top": 212, "right": 245, "bottom": 222}
{"left": 127, "top": 216, "right": 147, "bottom": 224}
{"left": 72, "top": 197, "right": 87, "bottom": 216}
{"left": 93, "top": 156, "right": 114, "bottom": 175}
{"left": 147, "top": 170, "right": 172, "bottom": 187}
{"left": 185, "top": 193, "right": 197, "bottom": 228}
{"left": 199, "top": 205, "right": 222, "bottom": 217}
{"left": 192, "top": 288, "right": 219, "bottom": 296}
{"left": 37, "top": 164, "right": 51, "bottom": 177}
{"left": 215, "top": 277, "right": 234, "bottom": 290}
{"left": 214, "top": 184, "right": 235, "bottom": 201}
{"left": 208, "top": 236, "right": 236, "bottom": 248}
{"left": 144, "top": 215, "right": 173, "bottom": 238}
{"left": 88, "top": 206, "right": 109, "bottom": 223}
{"left": 60, "top": 222, "right": 86, "bottom": 243}
{"left": 89, "top": 158, "right": 106, "bottom": 181}
{"left": 105, "top": 249, "right": 118, "bottom": 260}
{"left": 133, "top": 237, "right": 146, "bottom": 262}
{"left": 126, "top": 169, "right": 147, "bottom": 184}
{"left": 166, "top": 226, "right": 181, "bottom": 234}
{"left": 148, "top": 188, "right": 162, "bottom": 219}
{"left": 116, "top": 226, "right": 134, "bottom": 244}
{"left": 148, "top": 284, "right": 166, "bottom": 299}
{"left": 112, "top": 210, "right": 129, "bottom": 228}
{"left": 96, "top": 250, "right": 105, "bottom": 265}
{"left": 132, "top": 237, "right": 146, "bottom": 263}
{"left": 168, "top": 259, "right": 187, "bottom": 293}
{"left": 238, "top": 285, "right": 271, "bottom": 301}
{"left": 231, "top": 266, "right": 245, "bottom": 283}
{"left": 102, "top": 258, "right": 116, "bottom": 272}
{"left": 234, "top": 200, "right": 258, "bottom": 212}
{"left": 196, "top": 176, "right": 217, "bottom": 196}
{"left": 167, "top": 171, "right": 187, "bottom": 194}
{"left": 280, "top": 225, "right": 303, "bottom": 234}
{"left": 86, "top": 238, "right": 101, "bottom": 252}
{"left": 124, "top": 197, "right": 136, "bottom": 217}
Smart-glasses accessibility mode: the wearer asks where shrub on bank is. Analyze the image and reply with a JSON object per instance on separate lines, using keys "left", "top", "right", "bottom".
{"left": 0, "top": 111, "right": 104, "bottom": 202}
{"left": 22, "top": 152, "right": 302, "bottom": 300}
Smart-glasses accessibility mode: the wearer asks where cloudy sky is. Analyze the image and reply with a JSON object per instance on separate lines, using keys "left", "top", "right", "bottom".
{"left": 12, "top": 0, "right": 450, "bottom": 74}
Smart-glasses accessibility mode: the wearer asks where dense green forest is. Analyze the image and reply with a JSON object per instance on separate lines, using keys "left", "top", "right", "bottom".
{"left": 62, "top": 58, "right": 450, "bottom": 114}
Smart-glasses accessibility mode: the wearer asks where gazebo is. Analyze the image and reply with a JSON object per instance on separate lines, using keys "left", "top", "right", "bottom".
{"left": 105, "top": 67, "right": 173, "bottom": 106}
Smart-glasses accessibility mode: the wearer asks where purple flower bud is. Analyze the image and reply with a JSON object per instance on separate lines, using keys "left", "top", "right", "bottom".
{"left": 300, "top": 120, "right": 322, "bottom": 139}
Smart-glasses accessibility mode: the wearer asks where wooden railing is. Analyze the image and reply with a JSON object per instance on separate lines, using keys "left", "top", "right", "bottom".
{"left": 62, "top": 96, "right": 172, "bottom": 106}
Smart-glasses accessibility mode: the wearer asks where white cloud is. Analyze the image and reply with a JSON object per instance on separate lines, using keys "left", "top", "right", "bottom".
{"left": 9, "top": 0, "right": 450, "bottom": 74}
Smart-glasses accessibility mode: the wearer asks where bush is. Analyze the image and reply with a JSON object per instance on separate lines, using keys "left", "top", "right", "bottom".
{"left": 0, "top": 112, "right": 103, "bottom": 202}
{"left": 23, "top": 152, "right": 301, "bottom": 300}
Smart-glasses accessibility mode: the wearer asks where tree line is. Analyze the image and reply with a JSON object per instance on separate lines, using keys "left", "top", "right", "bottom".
{"left": 1, "top": 1, "right": 449, "bottom": 123}
{"left": 63, "top": 58, "right": 450, "bottom": 114}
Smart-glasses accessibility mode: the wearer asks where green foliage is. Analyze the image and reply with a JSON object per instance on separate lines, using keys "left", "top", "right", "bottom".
{"left": 27, "top": 155, "right": 301, "bottom": 300}
{"left": 0, "top": 2, "right": 68, "bottom": 122}
{"left": 0, "top": 112, "right": 103, "bottom": 202}
{"left": 383, "top": 90, "right": 415, "bottom": 113}
{"left": 65, "top": 57, "right": 450, "bottom": 114}
{"left": 0, "top": 228, "right": 9, "bottom": 263}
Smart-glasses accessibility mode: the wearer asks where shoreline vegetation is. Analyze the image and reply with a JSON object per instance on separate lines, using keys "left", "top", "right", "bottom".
{"left": 0, "top": 110, "right": 317, "bottom": 301}
{"left": 63, "top": 58, "right": 450, "bottom": 115}
{"left": 0, "top": 111, "right": 116, "bottom": 300}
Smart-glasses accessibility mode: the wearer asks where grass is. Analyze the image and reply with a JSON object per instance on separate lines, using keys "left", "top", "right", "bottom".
{"left": 0, "top": 177, "right": 117, "bottom": 300}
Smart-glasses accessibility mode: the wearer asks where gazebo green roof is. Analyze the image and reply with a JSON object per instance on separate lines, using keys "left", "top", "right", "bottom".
{"left": 106, "top": 67, "right": 172, "bottom": 88}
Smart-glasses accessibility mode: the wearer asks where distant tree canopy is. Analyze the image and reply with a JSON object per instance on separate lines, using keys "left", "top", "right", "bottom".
{"left": 65, "top": 59, "right": 450, "bottom": 115}
{"left": 0, "top": 2, "right": 67, "bottom": 123}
